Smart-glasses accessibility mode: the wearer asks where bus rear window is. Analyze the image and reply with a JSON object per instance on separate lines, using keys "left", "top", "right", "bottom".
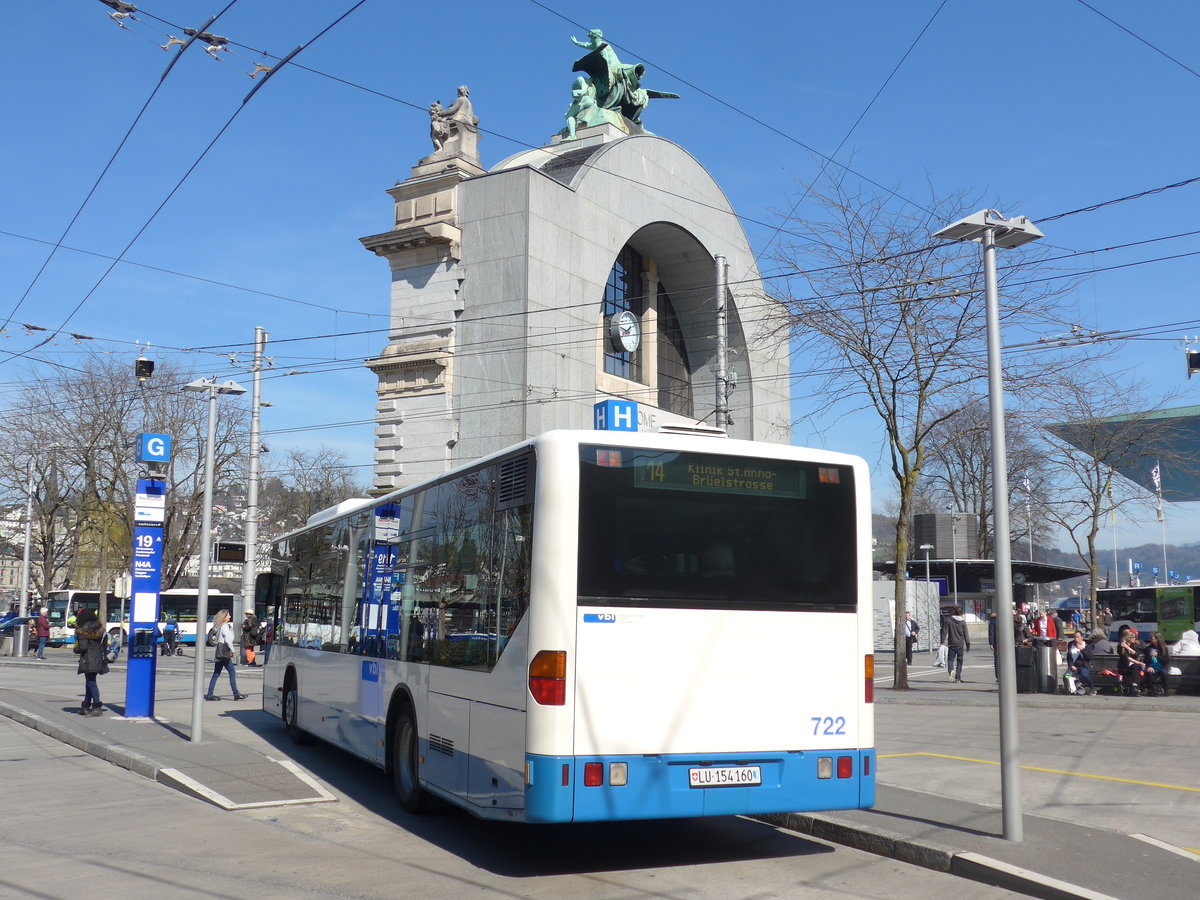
{"left": 577, "top": 446, "right": 858, "bottom": 611}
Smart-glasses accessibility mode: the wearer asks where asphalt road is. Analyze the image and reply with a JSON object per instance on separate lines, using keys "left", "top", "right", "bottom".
{"left": 0, "top": 713, "right": 1022, "bottom": 899}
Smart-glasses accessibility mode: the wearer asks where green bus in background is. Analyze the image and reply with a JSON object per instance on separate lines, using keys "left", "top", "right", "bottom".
{"left": 1097, "top": 585, "right": 1199, "bottom": 641}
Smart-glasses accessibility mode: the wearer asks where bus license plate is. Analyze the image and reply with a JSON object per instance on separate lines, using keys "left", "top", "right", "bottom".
{"left": 688, "top": 765, "right": 761, "bottom": 788}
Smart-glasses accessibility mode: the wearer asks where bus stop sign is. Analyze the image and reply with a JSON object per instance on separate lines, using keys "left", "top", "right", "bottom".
{"left": 138, "top": 433, "right": 172, "bottom": 464}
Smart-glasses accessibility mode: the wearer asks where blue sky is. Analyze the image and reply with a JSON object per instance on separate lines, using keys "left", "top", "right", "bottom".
{"left": 4, "top": 1, "right": 1200, "bottom": 548}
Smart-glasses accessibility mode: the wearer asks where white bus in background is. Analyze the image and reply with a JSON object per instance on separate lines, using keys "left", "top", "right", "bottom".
{"left": 45, "top": 588, "right": 237, "bottom": 647}
{"left": 45, "top": 590, "right": 119, "bottom": 647}
{"left": 263, "top": 429, "right": 876, "bottom": 823}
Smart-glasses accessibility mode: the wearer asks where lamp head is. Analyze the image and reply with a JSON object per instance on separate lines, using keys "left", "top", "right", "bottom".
{"left": 933, "top": 209, "right": 1044, "bottom": 248}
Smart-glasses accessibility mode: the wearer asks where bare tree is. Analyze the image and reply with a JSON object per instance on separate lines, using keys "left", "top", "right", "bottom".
{"left": 918, "top": 397, "right": 1052, "bottom": 558}
{"left": 258, "top": 446, "right": 367, "bottom": 537}
{"left": 1036, "top": 370, "right": 1181, "bottom": 620}
{"left": 0, "top": 355, "right": 248, "bottom": 617}
{"left": 767, "top": 180, "right": 1070, "bottom": 688}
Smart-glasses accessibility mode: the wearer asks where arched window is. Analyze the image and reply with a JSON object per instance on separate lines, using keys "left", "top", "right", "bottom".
{"left": 602, "top": 246, "right": 644, "bottom": 381}
{"left": 656, "top": 286, "right": 692, "bottom": 416}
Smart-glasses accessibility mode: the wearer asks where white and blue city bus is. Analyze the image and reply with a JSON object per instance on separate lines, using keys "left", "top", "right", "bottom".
{"left": 46, "top": 588, "right": 237, "bottom": 647}
{"left": 261, "top": 429, "right": 876, "bottom": 822}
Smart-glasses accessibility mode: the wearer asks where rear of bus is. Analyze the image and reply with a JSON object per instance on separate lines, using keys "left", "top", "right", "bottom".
{"left": 523, "top": 433, "right": 874, "bottom": 822}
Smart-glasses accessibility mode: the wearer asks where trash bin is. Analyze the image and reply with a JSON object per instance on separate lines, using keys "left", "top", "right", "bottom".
{"left": 1016, "top": 645, "right": 1037, "bottom": 693}
{"left": 1033, "top": 637, "right": 1057, "bottom": 693}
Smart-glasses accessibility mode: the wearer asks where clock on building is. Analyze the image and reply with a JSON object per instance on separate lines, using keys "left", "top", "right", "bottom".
{"left": 609, "top": 310, "right": 641, "bottom": 353}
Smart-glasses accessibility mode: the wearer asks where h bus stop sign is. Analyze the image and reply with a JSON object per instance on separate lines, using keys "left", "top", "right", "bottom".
{"left": 594, "top": 399, "right": 638, "bottom": 431}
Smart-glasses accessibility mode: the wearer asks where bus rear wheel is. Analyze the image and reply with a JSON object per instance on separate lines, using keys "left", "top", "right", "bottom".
{"left": 283, "top": 679, "right": 313, "bottom": 745}
{"left": 392, "top": 708, "right": 428, "bottom": 814}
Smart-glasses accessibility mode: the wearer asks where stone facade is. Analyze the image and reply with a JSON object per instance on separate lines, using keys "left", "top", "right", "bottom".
{"left": 362, "top": 123, "right": 791, "bottom": 494}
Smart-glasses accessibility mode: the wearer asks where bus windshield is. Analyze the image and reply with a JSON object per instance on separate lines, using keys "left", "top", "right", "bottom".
{"left": 577, "top": 445, "right": 857, "bottom": 611}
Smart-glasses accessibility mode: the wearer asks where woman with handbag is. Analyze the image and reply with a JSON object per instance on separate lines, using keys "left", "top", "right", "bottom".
{"left": 205, "top": 609, "right": 247, "bottom": 701}
{"left": 74, "top": 609, "right": 109, "bottom": 716}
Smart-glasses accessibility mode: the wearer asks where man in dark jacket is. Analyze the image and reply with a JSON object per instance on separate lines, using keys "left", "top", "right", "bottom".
{"left": 943, "top": 606, "right": 971, "bottom": 683}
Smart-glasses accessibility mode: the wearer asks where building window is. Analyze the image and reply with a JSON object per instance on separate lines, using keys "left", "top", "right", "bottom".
{"left": 656, "top": 285, "right": 692, "bottom": 416}
{"left": 602, "top": 246, "right": 644, "bottom": 382}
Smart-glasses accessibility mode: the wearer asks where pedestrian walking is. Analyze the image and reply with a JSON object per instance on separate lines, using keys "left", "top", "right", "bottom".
{"left": 942, "top": 606, "right": 970, "bottom": 683}
{"left": 73, "top": 609, "right": 109, "bottom": 715}
{"left": 241, "top": 610, "right": 260, "bottom": 666}
{"left": 987, "top": 612, "right": 1000, "bottom": 681}
{"left": 205, "top": 609, "right": 247, "bottom": 701}
{"left": 34, "top": 606, "right": 50, "bottom": 659}
{"left": 903, "top": 611, "right": 919, "bottom": 664}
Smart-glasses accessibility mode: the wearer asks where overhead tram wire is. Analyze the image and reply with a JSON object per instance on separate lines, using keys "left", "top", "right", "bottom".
{"left": 0, "top": 229, "right": 376, "bottom": 319}
{"left": 0, "top": 2, "right": 239, "bottom": 339}
{"left": 4, "top": 211, "right": 1194, "bottom": 367}
{"left": 0, "top": 1, "right": 369, "bottom": 372}
{"left": 1074, "top": 0, "right": 1200, "bottom": 82}
{"left": 1, "top": 218, "right": 1193, "bottom": 382}
{"left": 1, "top": 34, "right": 1191, "bottom": 340}
{"left": 8, "top": 302, "right": 1193, "bottom": 437}
{"left": 750, "top": 0, "right": 950, "bottom": 269}
{"left": 132, "top": 6, "right": 806, "bottom": 244}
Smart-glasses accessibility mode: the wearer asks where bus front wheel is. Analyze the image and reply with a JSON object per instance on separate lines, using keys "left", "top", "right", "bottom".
{"left": 392, "top": 708, "right": 428, "bottom": 814}
{"left": 283, "top": 679, "right": 313, "bottom": 745}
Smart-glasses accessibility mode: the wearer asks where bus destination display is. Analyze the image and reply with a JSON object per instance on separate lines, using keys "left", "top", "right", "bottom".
{"left": 633, "top": 453, "right": 804, "bottom": 498}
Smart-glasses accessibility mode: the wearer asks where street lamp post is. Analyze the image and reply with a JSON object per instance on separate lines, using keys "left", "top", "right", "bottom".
{"left": 947, "top": 507, "right": 960, "bottom": 612}
{"left": 182, "top": 377, "right": 247, "bottom": 743}
{"left": 14, "top": 458, "right": 35, "bottom": 658}
{"left": 934, "top": 209, "right": 1044, "bottom": 843}
{"left": 919, "top": 543, "right": 935, "bottom": 636}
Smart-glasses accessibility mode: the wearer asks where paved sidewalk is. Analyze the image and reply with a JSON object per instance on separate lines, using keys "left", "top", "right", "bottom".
{"left": 0, "top": 653, "right": 335, "bottom": 810}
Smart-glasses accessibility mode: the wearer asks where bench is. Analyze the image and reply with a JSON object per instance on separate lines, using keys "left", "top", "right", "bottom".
{"left": 1089, "top": 653, "right": 1200, "bottom": 695}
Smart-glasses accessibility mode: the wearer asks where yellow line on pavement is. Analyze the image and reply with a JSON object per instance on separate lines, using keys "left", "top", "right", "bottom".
{"left": 880, "top": 751, "right": 1200, "bottom": 794}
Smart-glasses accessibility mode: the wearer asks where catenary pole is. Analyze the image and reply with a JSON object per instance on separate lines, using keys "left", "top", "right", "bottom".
{"left": 715, "top": 255, "right": 729, "bottom": 428}
{"left": 239, "top": 328, "right": 267, "bottom": 636}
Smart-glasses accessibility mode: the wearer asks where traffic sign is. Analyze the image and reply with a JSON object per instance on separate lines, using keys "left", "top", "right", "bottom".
{"left": 138, "top": 433, "right": 172, "bottom": 464}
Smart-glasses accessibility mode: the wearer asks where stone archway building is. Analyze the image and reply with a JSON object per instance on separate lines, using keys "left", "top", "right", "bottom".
{"left": 361, "top": 123, "right": 791, "bottom": 493}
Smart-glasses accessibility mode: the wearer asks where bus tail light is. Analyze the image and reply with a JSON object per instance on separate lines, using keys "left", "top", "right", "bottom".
{"left": 529, "top": 650, "right": 567, "bottom": 705}
{"left": 817, "top": 757, "right": 832, "bottom": 779}
{"left": 864, "top": 654, "right": 874, "bottom": 703}
{"left": 837, "top": 756, "right": 853, "bottom": 778}
{"left": 584, "top": 762, "right": 603, "bottom": 786}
